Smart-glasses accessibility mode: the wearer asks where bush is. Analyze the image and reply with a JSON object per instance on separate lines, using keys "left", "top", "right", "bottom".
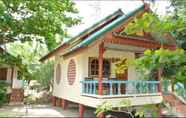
{"left": 0, "top": 81, "right": 8, "bottom": 107}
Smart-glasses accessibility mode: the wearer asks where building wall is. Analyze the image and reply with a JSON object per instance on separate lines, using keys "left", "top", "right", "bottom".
{"left": 6, "top": 68, "right": 12, "bottom": 84}
{"left": 53, "top": 53, "right": 83, "bottom": 102}
{"left": 53, "top": 45, "right": 140, "bottom": 105}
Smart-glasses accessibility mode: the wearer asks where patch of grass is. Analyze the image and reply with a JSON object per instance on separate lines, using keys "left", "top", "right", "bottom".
{"left": 0, "top": 111, "right": 24, "bottom": 117}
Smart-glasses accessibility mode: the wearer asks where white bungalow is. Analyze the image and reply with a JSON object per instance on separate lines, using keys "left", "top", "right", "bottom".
{"left": 40, "top": 4, "right": 175, "bottom": 118}
{"left": 0, "top": 47, "right": 24, "bottom": 104}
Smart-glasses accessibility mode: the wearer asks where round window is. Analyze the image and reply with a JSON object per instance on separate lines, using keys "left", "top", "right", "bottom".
{"left": 56, "top": 64, "right": 61, "bottom": 84}
{"left": 67, "top": 59, "right": 76, "bottom": 85}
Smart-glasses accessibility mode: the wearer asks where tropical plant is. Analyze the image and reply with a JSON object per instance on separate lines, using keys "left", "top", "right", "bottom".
{"left": 0, "top": 81, "right": 8, "bottom": 107}
{"left": 95, "top": 99, "right": 160, "bottom": 118}
{"left": 95, "top": 101, "right": 113, "bottom": 117}
{"left": 115, "top": 58, "right": 128, "bottom": 74}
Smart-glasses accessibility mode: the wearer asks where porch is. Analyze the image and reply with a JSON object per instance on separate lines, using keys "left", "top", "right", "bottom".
{"left": 79, "top": 35, "right": 163, "bottom": 98}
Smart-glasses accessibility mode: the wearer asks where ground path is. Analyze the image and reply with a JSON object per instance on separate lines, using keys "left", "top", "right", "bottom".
{"left": 0, "top": 104, "right": 96, "bottom": 117}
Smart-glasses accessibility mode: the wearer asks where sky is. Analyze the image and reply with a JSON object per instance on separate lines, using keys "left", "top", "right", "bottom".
{"left": 66, "top": 0, "right": 171, "bottom": 41}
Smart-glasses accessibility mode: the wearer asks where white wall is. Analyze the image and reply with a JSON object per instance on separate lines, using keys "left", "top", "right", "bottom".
{"left": 6, "top": 68, "right": 12, "bottom": 84}
{"left": 53, "top": 54, "right": 83, "bottom": 102}
{"left": 12, "top": 68, "right": 23, "bottom": 89}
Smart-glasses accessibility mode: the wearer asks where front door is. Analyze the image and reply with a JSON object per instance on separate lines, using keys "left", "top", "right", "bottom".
{"left": 0, "top": 68, "right": 7, "bottom": 80}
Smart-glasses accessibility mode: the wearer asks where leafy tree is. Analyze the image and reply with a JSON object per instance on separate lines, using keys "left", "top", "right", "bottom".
{"left": 0, "top": 0, "right": 80, "bottom": 50}
{"left": 2, "top": 41, "right": 47, "bottom": 80}
{"left": 134, "top": 48, "right": 186, "bottom": 87}
{"left": 32, "top": 61, "right": 54, "bottom": 91}
{"left": 122, "top": 12, "right": 184, "bottom": 45}
{"left": 169, "top": 0, "right": 186, "bottom": 44}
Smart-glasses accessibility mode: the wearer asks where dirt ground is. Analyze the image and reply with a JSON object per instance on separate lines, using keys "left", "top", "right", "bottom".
{"left": 0, "top": 104, "right": 96, "bottom": 117}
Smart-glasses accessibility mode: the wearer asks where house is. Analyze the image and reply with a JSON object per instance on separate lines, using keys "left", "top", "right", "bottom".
{"left": 40, "top": 4, "right": 176, "bottom": 118}
{"left": 0, "top": 47, "right": 24, "bottom": 104}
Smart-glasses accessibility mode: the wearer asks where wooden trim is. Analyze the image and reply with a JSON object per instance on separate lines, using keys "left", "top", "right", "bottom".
{"left": 105, "top": 34, "right": 176, "bottom": 50}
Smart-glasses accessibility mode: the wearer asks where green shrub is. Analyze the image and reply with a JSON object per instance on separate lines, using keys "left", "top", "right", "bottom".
{"left": 0, "top": 81, "right": 8, "bottom": 107}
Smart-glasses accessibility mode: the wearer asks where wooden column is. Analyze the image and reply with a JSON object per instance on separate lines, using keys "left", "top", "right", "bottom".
{"left": 98, "top": 43, "right": 104, "bottom": 95}
{"left": 79, "top": 104, "right": 85, "bottom": 118}
{"left": 157, "top": 69, "right": 162, "bottom": 93}
{"left": 61, "top": 98, "right": 68, "bottom": 109}
{"left": 52, "top": 96, "right": 56, "bottom": 106}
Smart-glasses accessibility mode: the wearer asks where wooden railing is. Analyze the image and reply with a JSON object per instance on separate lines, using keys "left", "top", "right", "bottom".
{"left": 80, "top": 80, "right": 160, "bottom": 96}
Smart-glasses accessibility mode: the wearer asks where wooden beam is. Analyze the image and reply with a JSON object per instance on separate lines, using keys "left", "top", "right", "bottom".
{"left": 105, "top": 34, "right": 176, "bottom": 50}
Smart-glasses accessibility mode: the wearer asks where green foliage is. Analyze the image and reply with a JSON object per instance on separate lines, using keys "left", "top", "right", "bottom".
{"left": 123, "top": 12, "right": 183, "bottom": 35}
{"left": 122, "top": 11, "right": 184, "bottom": 45}
{"left": 96, "top": 99, "right": 159, "bottom": 118}
{"left": 32, "top": 61, "right": 54, "bottom": 90}
{"left": 135, "top": 48, "right": 186, "bottom": 87}
{"left": 0, "top": 81, "right": 8, "bottom": 107}
{"left": 0, "top": 0, "right": 80, "bottom": 50}
{"left": 169, "top": 0, "right": 186, "bottom": 43}
{"left": 0, "top": 0, "right": 81, "bottom": 83}
{"left": 95, "top": 101, "right": 113, "bottom": 117}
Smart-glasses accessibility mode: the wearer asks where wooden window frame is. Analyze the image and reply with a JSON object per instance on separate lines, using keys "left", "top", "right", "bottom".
{"left": 88, "top": 57, "right": 111, "bottom": 78}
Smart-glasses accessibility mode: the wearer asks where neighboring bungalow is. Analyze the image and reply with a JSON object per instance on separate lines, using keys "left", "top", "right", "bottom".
{"left": 0, "top": 47, "right": 24, "bottom": 104}
{"left": 40, "top": 4, "right": 176, "bottom": 118}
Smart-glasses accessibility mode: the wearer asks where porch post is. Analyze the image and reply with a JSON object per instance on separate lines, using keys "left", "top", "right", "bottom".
{"left": 157, "top": 69, "right": 162, "bottom": 93}
{"left": 79, "top": 104, "right": 85, "bottom": 118}
{"left": 52, "top": 96, "right": 56, "bottom": 106}
{"left": 98, "top": 43, "right": 104, "bottom": 95}
{"left": 61, "top": 98, "right": 68, "bottom": 109}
